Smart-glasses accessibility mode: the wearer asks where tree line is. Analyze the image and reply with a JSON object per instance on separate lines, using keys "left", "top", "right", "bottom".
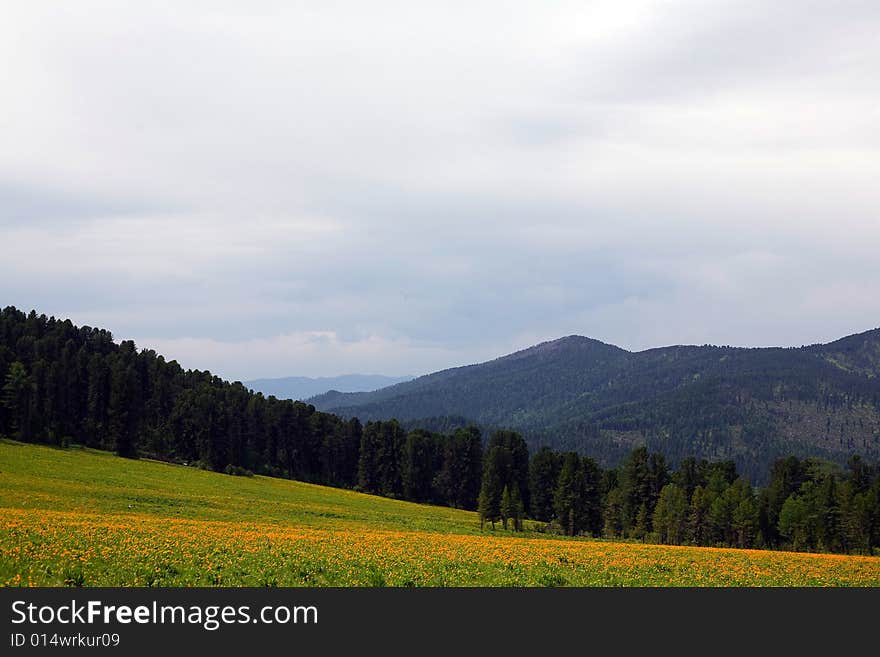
{"left": 2, "top": 307, "right": 878, "bottom": 554}
{"left": 0, "top": 307, "right": 481, "bottom": 507}
{"left": 528, "top": 446, "right": 879, "bottom": 554}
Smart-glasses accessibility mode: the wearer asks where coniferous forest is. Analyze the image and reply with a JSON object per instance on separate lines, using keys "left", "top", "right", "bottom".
{"left": 2, "top": 306, "right": 878, "bottom": 555}
{"left": 311, "top": 331, "right": 880, "bottom": 482}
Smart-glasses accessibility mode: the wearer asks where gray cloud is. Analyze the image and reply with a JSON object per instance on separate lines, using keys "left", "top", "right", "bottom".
{"left": 569, "top": 0, "right": 880, "bottom": 103}
{"left": 2, "top": 1, "right": 879, "bottom": 380}
{"left": 0, "top": 180, "right": 159, "bottom": 225}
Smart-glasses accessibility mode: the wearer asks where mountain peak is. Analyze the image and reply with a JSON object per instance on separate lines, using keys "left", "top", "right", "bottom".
{"left": 493, "top": 334, "right": 627, "bottom": 363}
{"left": 310, "top": 326, "right": 880, "bottom": 481}
{"left": 549, "top": 334, "right": 622, "bottom": 349}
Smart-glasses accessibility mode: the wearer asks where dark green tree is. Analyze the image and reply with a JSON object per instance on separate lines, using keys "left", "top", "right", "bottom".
{"left": 602, "top": 487, "right": 624, "bottom": 538}
{"left": 653, "top": 483, "right": 688, "bottom": 544}
{"left": 500, "top": 485, "right": 512, "bottom": 530}
{"left": 688, "top": 485, "right": 712, "bottom": 546}
{"left": 619, "top": 447, "right": 651, "bottom": 536}
{"left": 510, "top": 484, "right": 525, "bottom": 531}
{"left": 108, "top": 355, "right": 141, "bottom": 458}
{"left": 2, "top": 361, "right": 32, "bottom": 439}
{"left": 402, "top": 430, "right": 440, "bottom": 502}
{"left": 554, "top": 452, "right": 587, "bottom": 536}
{"left": 529, "top": 446, "right": 562, "bottom": 522}
{"left": 487, "top": 430, "right": 530, "bottom": 512}
{"left": 357, "top": 422, "right": 382, "bottom": 493}
{"left": 435, "top": 426, "right": 482, "bottom": 509}
{"left": 778, "top": 494, "right": 811, "bottom": 551}
{"left": 478, "top": 446, "right": 505, "bottom": 529}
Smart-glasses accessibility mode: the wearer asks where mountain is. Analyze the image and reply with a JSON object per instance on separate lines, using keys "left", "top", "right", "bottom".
{"left": 311, "top": 330, "right": 880, "bottom": 480}
{"left": 245, "top": 374, "right": 413, "bottom": 401}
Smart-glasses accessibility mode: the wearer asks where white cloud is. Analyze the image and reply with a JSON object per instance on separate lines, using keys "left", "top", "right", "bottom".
{"left": 134, "top": 331, "right": 463, "bottom": 381}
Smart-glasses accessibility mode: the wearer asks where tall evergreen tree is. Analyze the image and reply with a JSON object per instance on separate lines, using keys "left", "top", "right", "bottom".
{"left": 402, "top": 429, "right": 440, "bottom": 503}
{"left": 477, "top": 446, "right": 505, "bottom": 530}
{"left": 688, "top": 485, "right": 712, "bottom": 546}
{"left": 500, "top": 485, "right": 512, "bottom": 530}
{"left": 357, "top": 422, "right": 382, "bottom": 493}
{"left": 653, "top": 483, "right": 688, "bottom": 545}
{"left": 619, "top": 447, "right": 651, "bottom": 536}
{"left": 2, "top": 361, "right": 31, "bottom": 439}
{"left": 529, "top": 446, "right": 562, "bottom": 522}
{"left": 435, "top": 426, "right": 482, "bottom": 509}
{"left": 487, "top": 430, "right": 530, "bottom": 512}
{"left": 555, "top": 452, "right": 587, "bottom": 536}
{"left": 376, "top": 420, "right": 405, "bottom": 498}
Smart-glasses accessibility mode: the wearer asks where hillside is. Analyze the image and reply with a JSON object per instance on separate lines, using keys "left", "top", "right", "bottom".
{"left": 245, "top": 374, "right": 413, "bottom": 401}
{"left": 311, "top": 331, "right": 880, "bottom": 480}
{"left": 3, "top": 305, "right": 878, "bottom": 483}
{"left": 3, "top": 441, "right": 878, "bottom": 586}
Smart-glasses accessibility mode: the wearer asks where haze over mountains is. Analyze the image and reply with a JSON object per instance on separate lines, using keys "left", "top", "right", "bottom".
{"left": 311, "top": 329, "right": 880, "bottom": 480}
{"left": 245, "top": 374, "right": 413, "bottom": 402}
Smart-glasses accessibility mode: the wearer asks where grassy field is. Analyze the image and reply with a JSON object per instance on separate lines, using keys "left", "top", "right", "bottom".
{"left": 1, "top": 439, "right": 879, "bottom": 586}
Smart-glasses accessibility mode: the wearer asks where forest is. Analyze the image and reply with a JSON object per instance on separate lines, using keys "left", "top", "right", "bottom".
{"left": 2, "top": 306, "right": 878, "bottom": 555}
{"left": 312, "top": 332, "right": 880, "bottom": 481}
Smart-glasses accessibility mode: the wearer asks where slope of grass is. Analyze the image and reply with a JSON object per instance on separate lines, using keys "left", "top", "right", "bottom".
{"left": 2, "top": 440, "right": 879, "bottom": 587}
{"left": 0, "top": 439, "right": 477, "bottom": 535}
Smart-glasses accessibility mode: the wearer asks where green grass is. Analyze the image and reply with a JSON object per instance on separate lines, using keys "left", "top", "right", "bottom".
{"left": 0, "top": 439, "right": 483, "bottom": 534}
{"left": 2, "top": 439, "right": 879, "bottom": 587}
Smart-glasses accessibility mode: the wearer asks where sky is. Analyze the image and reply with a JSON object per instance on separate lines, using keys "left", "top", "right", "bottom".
{"left": 2, "top": 0, "right": 879, "bottom": 381}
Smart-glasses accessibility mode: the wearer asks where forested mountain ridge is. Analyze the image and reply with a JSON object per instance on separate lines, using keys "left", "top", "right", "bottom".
{"left": 310, "top": 336, "right": 630, "bottom": 424}
{"left": 312, "top": 330, "right": 880, "bottom": 480}
{"left": 3, "top": 303, "right": 878, "bottom": 484}
{"left": 811, "top": 328, "right": 880, "bottom": 378}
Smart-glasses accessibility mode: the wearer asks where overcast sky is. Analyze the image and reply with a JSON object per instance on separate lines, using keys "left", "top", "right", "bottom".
{"left": 2, "top": 0, "right": 879, "bottom": 380}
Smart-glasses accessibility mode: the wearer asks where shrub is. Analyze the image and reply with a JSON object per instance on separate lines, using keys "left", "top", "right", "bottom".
{"left": 223, "top": 464, "right": 254, "bottom": 477}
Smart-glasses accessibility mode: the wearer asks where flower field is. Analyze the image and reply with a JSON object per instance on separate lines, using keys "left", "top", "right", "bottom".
{"left": 2, "top": 440, "right": 879, "bottom": 586}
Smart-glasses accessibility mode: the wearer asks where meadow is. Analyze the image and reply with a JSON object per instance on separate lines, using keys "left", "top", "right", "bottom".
{"left": 1, "top": 440, "right": 878, "bottom": 586}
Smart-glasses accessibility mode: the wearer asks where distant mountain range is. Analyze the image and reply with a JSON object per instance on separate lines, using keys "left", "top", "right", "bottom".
{"left": 310, "top": 329, "right": 880, "bottom": 480}
{"left": 245, "top": 374, "right": 413, "bottom": 401}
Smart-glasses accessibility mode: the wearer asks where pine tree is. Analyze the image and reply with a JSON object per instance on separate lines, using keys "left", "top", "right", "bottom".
{"left": 653, "top": 483, "right": 688, "bottom": 544}
{"left": 2, "top": 361, "right": 31, "bottom": 439}
{"left": 436, "top": 426, "right": 483, "bottom": 509}
{"left": 510, "top": 484, "right": 525, "bottom": 531}
{"left": 815, "top": 474, "right": 841, "bottom": 552}
{"left": 555, "top": 452, "right": 586, "bottom": 536}
{"left": 529, "top": 447, "right": 561, "bottom": 522}
{"left": 477, "top": 447, "right": 503, "bottom": 530}
{"left": 620, "top": 447, "right": 651, "bottom": 535}
{"left": 500, "top": 485, "right": 512, "bottom": 530}
{"left": 581, "top": 456, "right": 603, "bottom": 536}
{"left": 402, "top": 430, "right": 440, "bottom": 503}
{"left": 357, "top": 422, "right": 381, "bottom": 493}
{"left": 603, "top": 487, "right": 624, "bottom": 538}
{"left": 688, "top": 485, "right": 712, "bottom": 546}
{"left": 376, "top": 420, "right": 405, "bottom": 498}
{"left": 778, "top": 494, "right": 810, "bottom": 551}
{"left": 634, "top": 503, "right": 650, "bottom": 540}
{"left": 728, "top": 478, "right": 759, "bottom": 548}
{"left": 487, "top": 430, "right": 530, "bottom": 513}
